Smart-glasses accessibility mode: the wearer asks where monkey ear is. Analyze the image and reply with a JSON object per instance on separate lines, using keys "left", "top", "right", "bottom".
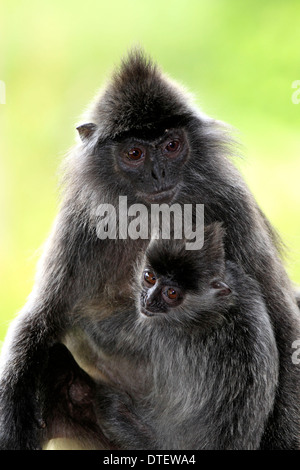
{"left": 76, "top": 123, "right": 98, "bottom": 142}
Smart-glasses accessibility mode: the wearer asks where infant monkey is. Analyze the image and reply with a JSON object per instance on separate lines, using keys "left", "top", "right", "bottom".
{"left": 82, "top": 223, "right": 278, "bottom": 450}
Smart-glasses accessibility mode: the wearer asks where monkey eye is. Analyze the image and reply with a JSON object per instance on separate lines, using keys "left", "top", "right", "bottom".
{"left": 127, "top": 147, "right": 144, "bottom": 161}
{"left": 162, "top": 286, "right": 182, "bottom": 305}
{"left": 211, "top": 281, "right": 222, "bottom": 289}
{"left": 165, "top": 140, "right": 180, "bottom": 153}
{"left": 166, "top": 288, "right": 178, "bottom": 299}
{"left": 143, "top": 271, "right": 157, "bottom": 286}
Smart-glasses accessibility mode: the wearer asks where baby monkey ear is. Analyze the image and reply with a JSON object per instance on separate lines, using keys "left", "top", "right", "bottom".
{"left": 76, "top": 123, "right": 98, "bottom": 142}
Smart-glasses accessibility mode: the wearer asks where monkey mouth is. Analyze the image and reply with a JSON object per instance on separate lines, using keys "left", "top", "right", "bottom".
{"left": 139, "top": 187, "right": 177, "bottom": 204}
{"left": 140, "top": 307, "right": 157, "bottom": 318}
{"left": 140, "top": 307, "right": 167, "bottom": 318}
{"left": 140, "top": 307, "right": 154, "bottom": 317}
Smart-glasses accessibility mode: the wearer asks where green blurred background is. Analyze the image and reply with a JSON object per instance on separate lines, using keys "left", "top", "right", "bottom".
{"left": 0, "top": 0, "right": 299, "bottom": 341}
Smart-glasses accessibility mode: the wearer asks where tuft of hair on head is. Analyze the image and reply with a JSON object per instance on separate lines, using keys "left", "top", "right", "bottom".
{"left": 144, "top": 222, "right": 226, "bottom": 292}
{"left": 75, "top": 48, "right": 238, "bottom": 173}
{"left": 200, "top": 222, "right": 226, "bottom": 274}
{"left": 82, "top": 47, "right": 193, "bottom": 141}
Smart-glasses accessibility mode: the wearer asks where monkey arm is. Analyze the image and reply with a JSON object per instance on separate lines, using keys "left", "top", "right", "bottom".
{"left": 0, "top": 309, "right": 59, "bottom": 449}
{"left": 0, "top": 211, "right": 96, "bottom": 449}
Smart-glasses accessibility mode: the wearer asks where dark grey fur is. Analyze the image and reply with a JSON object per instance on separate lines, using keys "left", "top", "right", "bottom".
{"left": 0, "top": 49, "right": 299, "bottom": 449}
{"left": 80, "top": 224, "right": 279, "bottom": 449}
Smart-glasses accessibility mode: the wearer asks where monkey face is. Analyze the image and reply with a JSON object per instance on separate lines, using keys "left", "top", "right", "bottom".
{"left": 114, "top": 128, "right": 189, "bottom": 204}
{"left": 138, "top": 267, "right": 233, "bottom": 323}
{"left": 139, "top": 269, "right": 184, "bottom": 317}
{"left": 135, "top": 228, "right": 233, "bottom": 324}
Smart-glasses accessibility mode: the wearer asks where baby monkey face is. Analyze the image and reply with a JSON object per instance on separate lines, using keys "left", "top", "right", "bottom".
{"left": 139, "top": 269, "right": 232, "bottom": 319}
{"left": 140, "top": 270, "right": 184, "bottom": 317}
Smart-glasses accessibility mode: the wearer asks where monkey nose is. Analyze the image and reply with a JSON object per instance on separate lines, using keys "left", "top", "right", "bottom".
{"left": 145, "top": 292, "right": 156, "bottom": 308}
{"left": 150, "top": 161, "right": 165, "bottom": 183}
{"left": 151, "top": 169, "right": 158, "bottom": 180}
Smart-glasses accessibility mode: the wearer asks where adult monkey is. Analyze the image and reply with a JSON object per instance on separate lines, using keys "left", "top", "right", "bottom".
{"left": 0, "top": 49, "right": 299, "bottom": 449}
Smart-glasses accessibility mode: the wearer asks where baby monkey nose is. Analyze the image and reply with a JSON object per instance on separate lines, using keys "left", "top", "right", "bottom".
{"left": 145, "top": 296, "right": 152, "bottom": 308}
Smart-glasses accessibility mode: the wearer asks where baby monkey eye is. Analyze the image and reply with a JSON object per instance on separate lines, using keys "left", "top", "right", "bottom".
{"left": 166, "top": 288, "right": 178, "bottom": 299}
{"left": 165, "top": 140, "right": 180, "bottom": 153}
{"left": 144, "top": 271, "right": 157, "bottom": 286}
{"left": 127, "top": 147, "right": 144, "bottom": 161}
{"left": 162, "top": 286, "right": 181, "bottom": 304}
